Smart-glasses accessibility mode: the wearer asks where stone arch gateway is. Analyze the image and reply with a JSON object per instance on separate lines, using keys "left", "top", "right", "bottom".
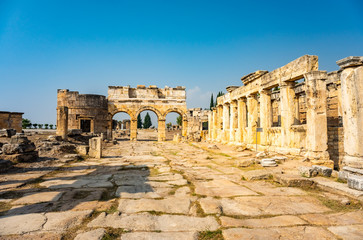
{"left": 56, "top": 85, "right": 188, "bottom": 141}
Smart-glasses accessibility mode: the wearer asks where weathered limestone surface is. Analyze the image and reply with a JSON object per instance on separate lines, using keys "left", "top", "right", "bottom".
{"left": 337, "top": 56, "right": 363, "bottom": 169}
{"left": 0, "top": 111, "right": 23, "bottom": 133}
{"left": 89, "top": 137, "right": 102, "bottom": 158}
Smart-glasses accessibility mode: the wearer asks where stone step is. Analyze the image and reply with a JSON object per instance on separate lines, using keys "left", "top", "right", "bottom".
{"left": 348, "top": 174, "right": 363, "bottom": 191}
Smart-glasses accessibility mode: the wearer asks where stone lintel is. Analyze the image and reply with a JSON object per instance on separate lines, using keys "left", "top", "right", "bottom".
{"left": 336, "top": 56, "right": 363, "bottom": 69}
{"left": 240, "top": 70, "right": 268, "bottom": 85}
{"left": 304, "top": 71, "right": 328, "bottom": 81}
{"left": 226, "top": 86, "right": 239, "bottom": 93}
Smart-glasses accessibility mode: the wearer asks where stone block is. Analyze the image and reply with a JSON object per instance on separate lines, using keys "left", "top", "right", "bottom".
{"left": 338, "top": 171, "right": 350, "bottom": 181}
{"left": 261, "top": 158, "right": 277, "bottom": 167}
{"left": 347, "top": 175, "right": 363, "bottom": 191}
{"left": 2, "top": 143, "right": 36, "bottom": 155}
{"left": 48, "top": 135, "right": 62, "bottom": 141}
{"left": 235, "top": 159, "right": 253, "bottom": 167}
{"left": 2, "top": 151, "right": 38, "bottom": 163}
{"left": 68, "top": 129, "right": 82, "bottom": 136}
{"left": 343, "top": 166, "right": 363, "bottom": 176}
{"left": 299, "top": 166, "right": 318, "bottom": 178}
{"left": 76, "top": 145, "right": 89, "bottom": 155}
{"left": 0, "top": 129, "right": 16, "bottom": 137}
{"left": 89, "top": 137, "right": 102, "bottom": 159}
{"left": 256, "top": 152, "right": 266, "bottom": 158}
{"left": 312, "top": 165, "right": 333, "bottom": 177}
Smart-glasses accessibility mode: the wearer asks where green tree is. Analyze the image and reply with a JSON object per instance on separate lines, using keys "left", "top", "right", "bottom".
{"left": 38, "top": 124, "right": 43, "bottom": 129}
{"left": 166, "top": 122, "right": 172, "bottom": 129}
{"left": 176, "top": 116, "right": 182, "bottom": 126}
{"left": 32, "top": 123, "right": 38, "bottom": 129}
{"left": 143, "top": 113, "right": 152, "bottom": 129}
{"left": 210, "top": 93, "right": 214, "bottom": 110}
{"left": 49, "top": 124, "right": 54, "bottom": 129}
{"left": 44, "top": 124, "right": 49, "bottom": 129}
{"left": 215, "top": 91, "right": 224, "bottom": 107}
{"left": 22, "top": 118, "right": 32, "bottom": 129}
{"left": 137, "top": 114, "right": 143, "bottom": 129}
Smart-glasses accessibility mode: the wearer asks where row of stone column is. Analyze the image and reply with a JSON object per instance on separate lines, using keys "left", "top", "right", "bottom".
{"left": 209, "top": 57, "right": 363, "bottom": 168}
{"left": 209, "top": 70, "right": 331, "bottom": 164}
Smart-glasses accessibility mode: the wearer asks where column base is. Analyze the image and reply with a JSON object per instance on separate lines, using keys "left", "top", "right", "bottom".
{"left": 306, "top": 151, "right": 334, "bottom": 168}
{"left": 342, "top": 155, "right": 363, "bottom": 169}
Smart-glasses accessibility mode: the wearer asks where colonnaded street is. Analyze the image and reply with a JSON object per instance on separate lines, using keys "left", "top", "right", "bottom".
{"left": 0, "top": 133, "right": 362, "bottom": 240}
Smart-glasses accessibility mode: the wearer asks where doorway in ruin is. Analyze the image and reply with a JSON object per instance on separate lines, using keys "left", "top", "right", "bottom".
{"left": 80, "top": 119, "right": 91, "bottom": 133}
{"left": 165, "top": 111, "right": 183, "bottom": 141}
{"left": 112, "top": 112, "right": 131, "bottom": 141}
{"left": 137, "top": 110, "right": 158, "bottom": 141}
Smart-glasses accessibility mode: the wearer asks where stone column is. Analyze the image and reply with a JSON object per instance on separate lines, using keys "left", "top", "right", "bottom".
{"left": 212, "top": 108, "right": 217, "bottom": 140}
{"left": 280, "top": 82, "right": 295, "bottom": 148}
{"left": 230, "top": 101, "right": 237, "bottom": 142}
{"left": 89, "top": 137, "right": 102, "bottom": 159}
{"left": 56, "top": 106, "right": 68, "bottom": 140}
{"left": 337, "top": 56, "right": 363, "bottom": 168}
{"left": 222, "top": 104, "right": 230, "bottom": 130}
{"left": 130, "top": 119, "right": 137, "bottom": 141}
{"left": 158, "top": 119, "right": 166, "bottom": 141}
{"left": 259, "top": 89, "right": 272, "bottom": 145}
{"left": 208, "top": 111, "right": 213, "bottom": 140}
{"left": 247, "top": 94, "right": 258, "bottom": 144}
{"left": 304, "top": 71, "right": 331, "bottom": 165}
{"left": 182, "top": 119, "right": 188, "bottom": 137}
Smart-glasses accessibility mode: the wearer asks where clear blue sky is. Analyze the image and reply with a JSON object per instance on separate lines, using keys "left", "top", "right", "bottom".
{"left": 1, "top": 0, "right": 362, "bottom": 125}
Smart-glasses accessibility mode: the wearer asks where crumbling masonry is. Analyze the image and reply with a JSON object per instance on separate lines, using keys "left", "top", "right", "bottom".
{"left": 57, "top": 85, "right": 188, "bottom": 141}
{"left": 208, "top": 56, "right": 363, "bottom": 169}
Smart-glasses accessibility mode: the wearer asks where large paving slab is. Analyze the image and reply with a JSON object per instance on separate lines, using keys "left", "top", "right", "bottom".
{"left": 121, "top": 232, "right": 197, "bottom": 240}
{"left": 220, "top": 215, "right": 307, "bottom": 228}
{"left": 200, "top": 196, "right": 330, "bottom": 216}
{"left": 118, "top": 197, "right": 191, "bottom": 214}
{"left": 242, "top": 181, "right": 307, "bottom": 196}
{"left": 300, "top": 211, "right": 363, "bottom": 226}
{"left": 0, "top": 213, "right": 46, "bottom": 235}
{"left": 43, "top": 210, "right": 93, "bottom": 232}
{"left": 327, "top": 225, "right": 363, "bottom": 240}
{"left": 12, "top": 191, "right": 63, "bottom": 205}
{"left": 74, "top": 228, "right": 106, "bottom": 240}
{"left": 223, "top": 226, "right": 337, "bottom": 240}
{"left": 88, "top": 212, "right": 220, "bottom": 231}
{"left": 194, "top": 179, "right": 258, "bottom": 197}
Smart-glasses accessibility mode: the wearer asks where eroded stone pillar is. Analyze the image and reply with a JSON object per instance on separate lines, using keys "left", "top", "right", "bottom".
{"left": 337, "top": 56, "right": 363, "bottom": 168}
{"left": 222, "top": 104, "right": 230, "bottom": 130}
{"left": 247, "top": 94, "right": 258, "bottom": 144}
{"left": 56, "top": 106, "right": 68, "bottom": 140}
{"left": 158, "top": 119, "right": 166, "bottom": 141}
{"left": 89, "top": 137, "right": 102, "bottom": 159}
{"left": 304, "top": 71, "right": 331, "bottom": 165}
{"left": 130, "top": 119, "right": 137, "bottom": 141}
{"left": 260, "top": 89, "right": 272, "bottom": 145}
{"left": 230, "top": 101, "right": 237, "bottom": 142}
{"left": 182, "top": 119, "right": 188, "bottom": 137}
{"left": 212, "top": 108, "right": 217, "bottom": 140}
{"left": 280, "top": 82, "right": 295, "bottom": 148}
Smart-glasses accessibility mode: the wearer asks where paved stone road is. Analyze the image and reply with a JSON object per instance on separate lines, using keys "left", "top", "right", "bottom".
{"left": 0, "top": 140, "right": 362, "bottom": 239}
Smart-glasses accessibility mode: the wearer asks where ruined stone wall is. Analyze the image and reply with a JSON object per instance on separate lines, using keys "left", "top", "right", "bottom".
{"left": 0, "top": 111, "right": 23, "bottom": 132}
{"left": 57, "top": 89, "right": 108, "bottom": 134}
{"left": 187, "top": 108, "right": 210, "bottom": 140}
{"left": 208, "top": 55, "right": 333, "bottom": 167}
{"left": 326, "top": 71, "right": 344, "bottom": 168}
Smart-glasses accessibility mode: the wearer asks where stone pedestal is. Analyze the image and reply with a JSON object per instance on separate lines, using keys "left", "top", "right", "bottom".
{"left": 158, "top": 119, "right": 166, "bottom": 141}
{"left": 56, "top": 106, "right": 68, "bottom": 140}
{"left": 89, "top": 137, "right": 102, "bottom": 159}
{"left": 182, "top": 119, "right": 188, "bottom": 137}
{"left": 337, "top": 56, "right": 363, "bottom": 168}
{"left": 304, "top": 71, "right": 331, "bottom": 165}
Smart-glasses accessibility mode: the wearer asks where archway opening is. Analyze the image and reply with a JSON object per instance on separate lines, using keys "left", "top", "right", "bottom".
{"left": 137, "top": 110, "right": 158, "bottom": 141}
{"left": 165, "top": 112, "right": 182, "bottom": 141}
{"left": 112, "top": 112, "right": 131, "bottom": 141}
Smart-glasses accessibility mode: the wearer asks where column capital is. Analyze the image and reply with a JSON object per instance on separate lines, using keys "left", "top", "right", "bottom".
{"left": 246, "top": 93, "right": 257, "bottom": 99}
{"left": 259, "top": 88, "right": 271, "bottom": 95}
{"left": 304, "top": 71, "right": 328, "bottom": 81}
{"left": 280, "top": 81, "right": 295, "bottom": 88}
{"left": 336, "top": 56, "right": 363, "bottom": 69}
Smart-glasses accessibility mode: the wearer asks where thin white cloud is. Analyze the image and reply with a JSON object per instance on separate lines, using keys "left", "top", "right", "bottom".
{"left": 186, "top": 86, "right": 212, "bottom": 109}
